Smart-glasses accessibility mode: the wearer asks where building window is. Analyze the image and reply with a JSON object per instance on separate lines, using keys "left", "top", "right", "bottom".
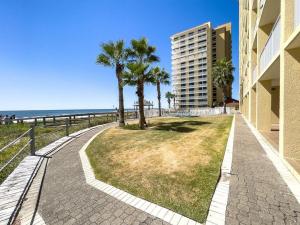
{"left": 189, "top": 49, "right": 194, "bottom": 53}
{"left": 188, "top": 32, "right": 194, "bottom": 36}
{"left": 198, "top": 28, "right": 206, "bottom": 33}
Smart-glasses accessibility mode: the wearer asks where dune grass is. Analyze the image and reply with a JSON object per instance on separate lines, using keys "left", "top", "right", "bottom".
{"left": 86, "top": 116, "right": 233, "bottom": 223}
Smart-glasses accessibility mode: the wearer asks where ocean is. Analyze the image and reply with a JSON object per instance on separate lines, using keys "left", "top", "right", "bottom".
{"left": 0, "top": 109, "right": 124, "bottom": 119}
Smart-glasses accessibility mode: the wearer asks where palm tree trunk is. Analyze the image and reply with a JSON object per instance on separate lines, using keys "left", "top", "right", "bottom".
{"left": 173, "top": 97, "right": 175, "bottom": 109}
{"left": 168, "top": 99, "right": 171, "bottom": 109}
{"left": 157, "top": 82, "right": 161, "bottom": 117}
{"left": 118, "top": 79, "right": 125, "bottom": 126}
{"left": 137, "top": 80, "right": 145, "bottom": 129}
{"left": 116, "top": 68, "right": 125, "bottom": 127}
{"left": 223, "top": 87, "right": 227, "bottom": 114}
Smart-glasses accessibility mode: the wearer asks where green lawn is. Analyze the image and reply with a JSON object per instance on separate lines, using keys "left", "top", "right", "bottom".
{"left": 86, "top": 116, "right": 233, "bottom": 223}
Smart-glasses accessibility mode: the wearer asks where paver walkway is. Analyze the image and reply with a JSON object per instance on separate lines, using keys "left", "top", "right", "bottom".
{"left": 225, "top": 115, "right": 300, "bottom": 225}
{"left": 37, "top": 127, "right": 169, "bottom": 225}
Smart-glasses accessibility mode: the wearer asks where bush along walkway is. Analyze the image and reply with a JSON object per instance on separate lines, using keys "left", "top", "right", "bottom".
{"left": 36, "top": 125, "right": 169, "bottom": 225}
{"left": 225, "top": 115, "right": 300, "bottom": 225}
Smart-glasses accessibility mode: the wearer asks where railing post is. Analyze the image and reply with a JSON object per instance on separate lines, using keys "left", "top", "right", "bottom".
{"left": 88, "top": 114, "right": 91, "bottom": 127}
{"left": 65, "top": 118, "right": 69, "bottom": 136}
{"left": 43, "top": 117, "right": 46, "bottom": 126}
{"left": 30, "top": 125, "right": 35, "bottom": 155}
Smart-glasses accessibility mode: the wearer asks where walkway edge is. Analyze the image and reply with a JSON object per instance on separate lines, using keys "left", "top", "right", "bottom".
{"left": 206, "top": 114, "right": 235, "bottom": 225}
{"left": 0, "top": 122, "right": 116, "bottom": 225}
{"left": 79, "top": 124, "right": 203, "bottom": 225}
{"left": 242, "top": 115, "right": 300, "bottom": 204}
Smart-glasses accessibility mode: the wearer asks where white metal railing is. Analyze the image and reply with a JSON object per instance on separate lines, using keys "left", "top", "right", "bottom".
{"left": 295, "top": 0, "right": 300, "bottom": 29}
{"left": 260, "top": 16, "right": 281, "bottom": 75}
{"left": 259, "top": 0, "right": 266, "bottom": 10}
{"left": 252, "top": 18, "right": 259, "bottom": 42}
{"left": 252, "top": 65, "right": 258, "bottom": 85}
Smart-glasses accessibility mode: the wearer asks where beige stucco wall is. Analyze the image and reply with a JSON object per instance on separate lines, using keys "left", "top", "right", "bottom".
{"left": 281, "top": 48, "right": 300, "bottom": 173}
{"left": 256, "top": 80, "right": 272, "bottom": 132}
{"left": 271, "top": 86, "right": 280, "bottom": 124}
{"left": 240, "top": 0, "right": 300, "bottom": 177}
{"left": 250, "top": 88, "right": 257, "bottom": 125}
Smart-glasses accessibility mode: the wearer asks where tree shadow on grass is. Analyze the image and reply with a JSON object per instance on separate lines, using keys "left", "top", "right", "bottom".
{"left": 151, "top": 120, "right": 211, "bottom": 133}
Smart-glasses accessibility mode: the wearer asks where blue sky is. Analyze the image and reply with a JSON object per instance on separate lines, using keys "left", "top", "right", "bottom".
{"left": 0, "top": 0, "right": 239, "bottom": 110}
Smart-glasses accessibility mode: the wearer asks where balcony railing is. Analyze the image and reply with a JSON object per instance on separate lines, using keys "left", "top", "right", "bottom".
{"left": 259, "top": 0, "right": 266, "bottom": 10}
{"left": 295, "top": 0, "right": 300, "bottom": 29}
{"left": 252, "top": 18, "right": 259, "bottom": 42}
{"left": 252, "top": 65, "right": 258, "bottom": 85}
{"left": 260, "top": 16, "right": 281, "bottom": 75}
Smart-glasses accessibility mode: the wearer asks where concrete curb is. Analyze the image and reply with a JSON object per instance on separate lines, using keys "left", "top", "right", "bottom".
{"left": 206, "top": 114, "right": 235, "bottom": 225}
{"left": 79, "top": 124, "right": 203, "bottom": 225}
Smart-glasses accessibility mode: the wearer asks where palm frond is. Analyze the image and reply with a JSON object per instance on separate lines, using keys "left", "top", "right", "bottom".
{"left": 96, "top": 54, "right": 112, "bottom": 66}
{"left": 212, "top": 58, "right": 235, "bottom": 89}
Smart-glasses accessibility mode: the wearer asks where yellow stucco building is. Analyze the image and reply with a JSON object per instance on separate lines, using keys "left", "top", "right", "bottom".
{"left": 239, "top": 0, "right": 300, "bottom": 179}
{"left": 171, "top": 22, "right": 232, "bottom": 109}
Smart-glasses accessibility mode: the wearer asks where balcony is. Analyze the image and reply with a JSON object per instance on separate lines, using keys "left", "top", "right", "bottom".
{"left": 295, "top": 0, "right": 300, "bottom": 29}
{"left": 260, "top": 17, "right": 281, "bottom": 75}
{"left": 252, "top": 65, "right": 258, "bottom": 85}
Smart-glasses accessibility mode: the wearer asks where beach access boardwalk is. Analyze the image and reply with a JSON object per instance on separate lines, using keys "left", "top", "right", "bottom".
{"left": 2, "top": 114, "right": 300, "bottom": 225}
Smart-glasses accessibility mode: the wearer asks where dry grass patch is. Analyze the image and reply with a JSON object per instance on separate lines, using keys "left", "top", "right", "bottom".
{"left": 86, "top": 116, "right": 233, "bottom": 222}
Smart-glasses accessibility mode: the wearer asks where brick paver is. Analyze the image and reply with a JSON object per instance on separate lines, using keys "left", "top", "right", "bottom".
{"left": 225, "top": 115, "right": 300, "bottom": 225}
{"left": 38, "top": 127, "right": 169, "bottom": 225}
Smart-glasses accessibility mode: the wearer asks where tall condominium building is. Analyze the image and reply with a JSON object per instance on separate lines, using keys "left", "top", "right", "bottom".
{"left": 171, "top": 22, "right": 232, "bottom": 109}
{"left": 239, "top": 0, "right": 300, "bottom": 178}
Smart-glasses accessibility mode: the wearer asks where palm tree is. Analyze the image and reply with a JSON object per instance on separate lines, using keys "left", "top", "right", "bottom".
{"left": 165, "top": 91, "right": 173, "bottom": 109}
{"left": 126, "top": 38, "right": 159, "bottom": 129}
{"left": 123, "top": 63, "right": 153, "bottom": 129}
{"left": 212, "top": 58, "right": 235, "bottom": 113}
{"left": 172, "top": 93, "right": 176, "bottom": 109}
{"left": 151, "top": 67, "right": 170, "bottom": 116}
{"left": 96, "top": 40, "right": 128, "bottom": 126}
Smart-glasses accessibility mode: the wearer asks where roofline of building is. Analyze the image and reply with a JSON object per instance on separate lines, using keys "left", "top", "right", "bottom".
{"left": 170, "top": 22, "right": 211, "bottom": 39}
{"left": 170, "top": 21, "right": 232, "bottom": 39}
